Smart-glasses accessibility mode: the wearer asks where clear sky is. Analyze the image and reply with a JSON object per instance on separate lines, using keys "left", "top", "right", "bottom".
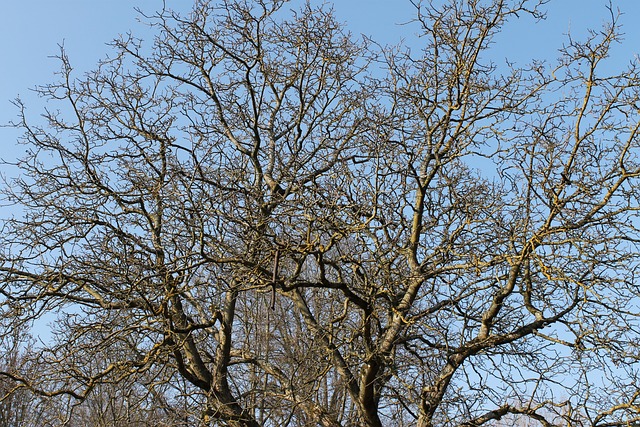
{"left": 0, "top": 0, "right": 639, "bottom": 380}
{"left": 1, "top": 0, "right": 640, "bottom": 167}
{"left": 0, "top": 0, "right": 637, "bottom": 404}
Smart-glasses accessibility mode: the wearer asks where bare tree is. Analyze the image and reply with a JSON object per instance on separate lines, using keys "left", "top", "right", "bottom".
{"left": 0, "top": 323, "right": 195, "bottom": 426}
{"left": 3, "top": 0, "right": 640, "bottom": 426}
{"left": 0, "top": 327, "right": 49, "bottom": 427}
{"left": 67, "top": 373, "right": 195, "bottom": 427}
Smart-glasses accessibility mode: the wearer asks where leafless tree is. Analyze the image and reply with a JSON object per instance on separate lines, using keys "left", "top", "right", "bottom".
{"left": 3, "top": 0, "right": 640, "bottom": 426}
{"left": 66, "top": 373, "right": 195, "bottom": 427}
{"left": 0, "top": 327, "right": 49, "bottom": 427}
{"left": 0, "top": 324, "right": 195, "bottom": 427}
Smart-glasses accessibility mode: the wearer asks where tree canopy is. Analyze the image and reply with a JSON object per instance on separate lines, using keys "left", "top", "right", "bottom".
{"left": 3, "top": 0, "right": 640, "bottom": 426}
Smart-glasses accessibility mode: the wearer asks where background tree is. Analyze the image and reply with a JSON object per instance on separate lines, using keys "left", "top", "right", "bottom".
{"left": 0, "top": 327, "right": 48, "bottom": 427}
{"left": 3, "top": 0, "right": 640, "bottom": 426}
{"left": 0, "top": 324, "right": 195, "bottom": 426}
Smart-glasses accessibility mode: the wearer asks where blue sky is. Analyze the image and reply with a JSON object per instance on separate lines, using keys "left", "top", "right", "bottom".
{"left": 0, "top": 0, "right": 639, "bottom": 395}
{"left": 1, "top": 1, "right": 640, "bottom": 165}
